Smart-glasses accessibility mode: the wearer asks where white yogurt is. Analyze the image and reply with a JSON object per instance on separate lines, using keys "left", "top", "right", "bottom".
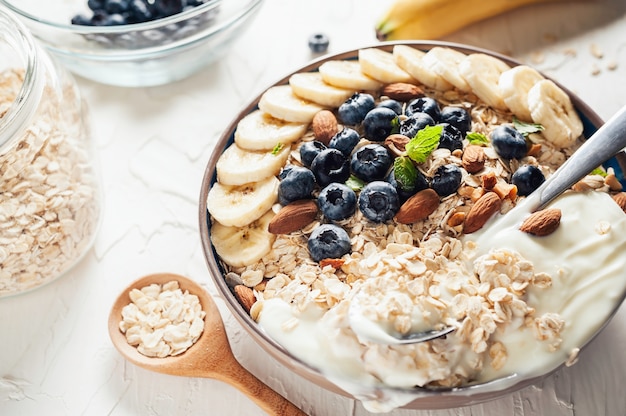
{"left": 257, "top": 191, "right": 626, "bottom": 412}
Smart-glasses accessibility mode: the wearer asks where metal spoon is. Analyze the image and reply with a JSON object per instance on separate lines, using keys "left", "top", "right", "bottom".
{"left": 108, "top": 273, "right": 305, "bottom": 416}
{"left": 349, "top": 105, "right": 626, "bottom": 346}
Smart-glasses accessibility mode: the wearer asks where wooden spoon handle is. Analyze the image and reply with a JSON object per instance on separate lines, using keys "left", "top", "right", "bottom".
{"left": 213, "top": 352, "right": 306, "bottom": 415}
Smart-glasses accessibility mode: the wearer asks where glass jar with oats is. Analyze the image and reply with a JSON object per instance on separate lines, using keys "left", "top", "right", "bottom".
{"left": 0, "top": 8, "right": 101, "bottom": 297}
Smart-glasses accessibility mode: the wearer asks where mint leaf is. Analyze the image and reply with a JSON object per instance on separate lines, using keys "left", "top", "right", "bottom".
{"left": 393, "top": 156, "right": 419, "bottom": 192}
{"left": 405, "top": 124, "right": 442, "bottom": 163}
{"left": 345, "top": 174, "right": 366, "bottom": 192}
{"left": 513, "top": 117, "right": 544, "bottom": 136}
{"left": 466, "top": 132, "right": 489, "bottom": 146}
{"left": 271, "top": 142, "right": 284, "bottom": 155}
{"left": 590, "top": 167, "right": 607, "bottom": 177}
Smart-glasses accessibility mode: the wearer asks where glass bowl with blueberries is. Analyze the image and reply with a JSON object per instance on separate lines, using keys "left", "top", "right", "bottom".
{"left": 0, "top": 0, "right": 264, "bottom": 87}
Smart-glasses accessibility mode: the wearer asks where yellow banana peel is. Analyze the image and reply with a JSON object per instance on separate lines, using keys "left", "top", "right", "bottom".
{"left": 375, "top": 0, "right": 569, "bottom": 41}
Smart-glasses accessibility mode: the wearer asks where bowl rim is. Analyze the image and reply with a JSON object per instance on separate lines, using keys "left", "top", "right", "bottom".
{"left": 198, "top": 40, "right": 625, "bottom": 410}
{"left": 0, "top": 0, "right": 224, "bottom": 33}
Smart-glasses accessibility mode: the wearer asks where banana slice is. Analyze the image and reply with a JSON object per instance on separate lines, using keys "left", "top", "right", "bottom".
{"left": 358, "top": 48, "right": 416, "bottom": 84}
{"left": 210, "top": 209, "right": 276, "bottom": 268}
{"left": 289, "top": 72, "right": 355, "bottom": 108}
{"left": 527, "top": 79, "right": 583, "bottom": 148}
{"left": 207, "top": 176, "right": 279, "bottom": 227}
{"left": 422, "top": 47, "right": 471, "bottom": 92}
{"left": 392, "top": 45, "right": 453, "bottom": 91}
{"left": 258, "top": 85, "right": 326, "bottom": 123}
{"left": 234, "top": 110, "right": 308, "bottom": 151}
{"left": 216, "top": 142, "right": 290, "bottom": 186}
{"left": 318, "top": 60, "right": 383, "bottom": 91}
{"left": 499, "top": 65, "right": 545, "bottom": 122}
{"left": 459, "top": 53, "right": 511, "bottom": 110}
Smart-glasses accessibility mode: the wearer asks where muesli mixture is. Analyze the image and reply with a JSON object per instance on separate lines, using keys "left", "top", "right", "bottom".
{"left": 206, "top": 46, "right": 626, "bottom": 389}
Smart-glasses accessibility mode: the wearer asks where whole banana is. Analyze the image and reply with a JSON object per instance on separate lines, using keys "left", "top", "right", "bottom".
{"left": 376, "top": 0, "right": 568, "bottom": 41}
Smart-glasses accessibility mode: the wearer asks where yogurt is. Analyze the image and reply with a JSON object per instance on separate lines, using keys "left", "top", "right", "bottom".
{"left": 257, "top": 191, "right": 626, "bottom": 412}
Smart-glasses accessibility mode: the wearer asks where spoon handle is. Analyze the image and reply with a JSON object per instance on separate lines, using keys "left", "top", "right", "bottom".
{"left": 532, "top": 105, "right": 626, "bottom": 211}
{"left": 213, "top": 351, "right": 307, "bottom": 415}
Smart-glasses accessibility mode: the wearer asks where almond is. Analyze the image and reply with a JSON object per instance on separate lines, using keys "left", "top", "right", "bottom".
{"left": 463, "top": 192, "right": 502, "bottom": 233}
{"left": 481, "top": 171, "right": 497, "bottom": 190}
{"left": 384, "top": 133, "right": 411, "bottom": 156}
{"left": 312, "top": 110, "right": 338, "bottom": 145}
{"left": 234, "top": 284, "right": 256, "bottom": 313}
{"left": 382, "top": 83, "right": 424, "bottom": 101}
{"left": 319, "top": 258, "right": 345, "bottom": 269}
{"left": 612, "top": 192, "right": 626, "bottom": 213}
{"left": 447, "top": 211, "right": 466, "bottom": 227}
{"left": 268, "top": 199, "right": 318, "bottom": 234}
{"left": 395, "top": 188, "right": 440, "bottom": 224}
{"left": 519, "top": 208, "right": 562, "bottom": 236}
{"left": 461, "top": 145, "right": 485, "bottom": 174}
{"left": 606, "top": 173, "right": 623, "bottom": 192}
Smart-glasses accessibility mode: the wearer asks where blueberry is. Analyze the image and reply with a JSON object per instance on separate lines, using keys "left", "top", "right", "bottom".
{"left": 129, "top": 0, "right": 153, "bottom": 21}
{"left": 490, "top": 124, "right": 527, "bottom": 160}
{"left": 300, "top": 141, "right": 327, "bottom": 168}
{"left": 308, "top": 33, "right": 330, "bottom": 54}
{"left": 310, "top": 148, "right": 351, "bottom": 187}
{"left": 385, "top": 168, "right": 429, "bottom": 203}
{"left": 71, "top": 14, "right": 93, "bottom": 25}
{"left": 440, "top": 106, "right": 472, "bottom": 134}
{"left": 362, "top": 107, "right": 398, "bottom": 141}
{"left": 87, "top": 0, "right": 105, "bottom": 11}
{"left": 350, "top": 144, "right": 393, "bottom": 182}
{"left": 338, "top": 93, "right": 376, "bottom": 126}
{"left": 358, "top": 181, "right": 400, "bottom": 223}
{"left": 328, "top": 128, "right": 360, "bottom": 157}
{"left": 512, "top": 165, "right": 545, "bottom": 196}
{"left": 437, "top": 123, "right": 463, "bottom": 152}
{"left": 153, "top": 0, "right": 184, "bottom": 17}
{"left": 278, "top": 164, "right": 295, "bottom": 180}
{"left": 377, "top": 99, "right": 403, "bottom": 115}
{"left": 105, "top": 13, "right": 128, "bottom": 25}
{"left": 104, "top": 0, "right": 128, "bottom": 14}
{"left": 318, "top": 183, "right": 357, "bottom": 221}
{"left": 278, "top": 166, "right": 316, "bottom": 205}
{"left": 399, "top": 112, "right": 435, "bottom": 139}
{"left": 307, "top": 224, "right": 351, "bottom": 262}
{"left": 431, "top": 164, "right": 462, "bottom": 197}
{"left": 405, "top": 97, "right": 441, "bottom": 121}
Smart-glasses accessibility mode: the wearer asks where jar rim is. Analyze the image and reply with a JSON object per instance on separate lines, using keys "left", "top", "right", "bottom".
{"left": 0, "top": 8, "right": 43, "bottom": 153}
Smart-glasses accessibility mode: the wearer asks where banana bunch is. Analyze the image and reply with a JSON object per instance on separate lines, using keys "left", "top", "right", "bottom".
{"left": 375, "top": 0, "right": 567, "bottom": 41}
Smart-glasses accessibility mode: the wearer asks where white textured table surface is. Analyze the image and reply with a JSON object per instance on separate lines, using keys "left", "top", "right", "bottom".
{"left": 2, "top": 0, "right": 626, "bottom": 415}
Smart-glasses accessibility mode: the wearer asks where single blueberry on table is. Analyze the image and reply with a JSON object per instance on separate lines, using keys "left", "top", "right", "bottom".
{"left": 338, "top": 93, "right": 376, "bottom": 126}
{"left": 328, "top": 128, "right": 360, "bottom": 157}
{"left": 399, "top": 112, "right": 435, "bottom": 139}
{"left": 300, "top": 141, "right": 327, "bottom": 168}
{"left": 439, "top": 106, "right": 472, "bottom": 134}
{"left": 307, "top": 224, "right": 351, "bottom": 262}
{"left": 405, "top": 97, "right": 441, "bottom": 121}
{"left": 308, "top": 33, "right": 330, "bottom": 54}
{"left": 318, "top": 183, "right": 357, "bottom": 221}
{"left": 377, "top": 99, "right": 403, "bottom": 115}
{"left": 512, "top": 165, "right": 545, "bottom": 196}
{"left": 278, "top": 166, "right": 316, "bottom": 205}
{"left": 350, "top": 144, "right": 393, "bottom": 182}
{"left": 310, "top": 148, "right": 351, "bottom": 187}
{"left": 490, "top": 124, "right": 527, "bottom": 160}
{"left": 437, "top": 123, "right": 464, "bottom": 152}
{"left": 431, "top": 164, "right": 462, "bottom": 197}
{"left": 362, "top": 107, "right": 398, "bottom": 142}
{"left": 358, "top": 181, "right": 400, "bottom": 223}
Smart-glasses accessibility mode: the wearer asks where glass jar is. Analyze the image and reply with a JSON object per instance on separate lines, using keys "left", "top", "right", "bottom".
{"left": 0, "top": 7, "right": 101, "bottom": 297}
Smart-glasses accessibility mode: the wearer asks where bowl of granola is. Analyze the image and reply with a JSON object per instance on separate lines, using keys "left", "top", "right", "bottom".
{"left": 0, "top": 0, "right": 264, "bottom": 87}
{"left": 199, "top": 41, "right": 626, "bottom": 411}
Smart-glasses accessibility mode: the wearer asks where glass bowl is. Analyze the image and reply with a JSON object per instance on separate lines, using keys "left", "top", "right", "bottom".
{"left": 0, "top": 0, "right": 264, "bottom": 87}
{"left": 198, "top": 41, "right": 626, "bottom": 411}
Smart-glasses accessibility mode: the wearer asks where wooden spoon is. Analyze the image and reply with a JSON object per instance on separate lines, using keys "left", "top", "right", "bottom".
{"left": 108, "top": 273, "right": 305, "bottom": 415}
